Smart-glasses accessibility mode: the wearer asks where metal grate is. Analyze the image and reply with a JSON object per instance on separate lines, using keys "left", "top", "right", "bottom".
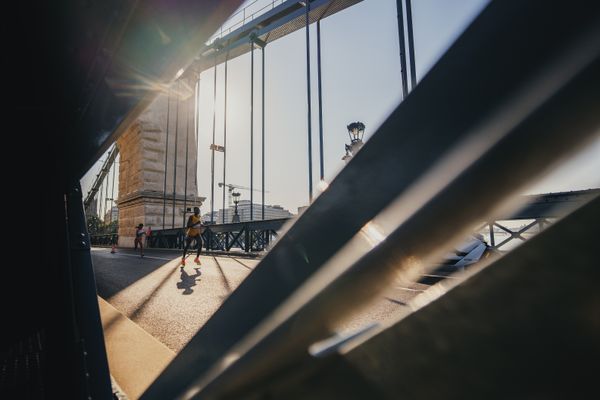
{"left": 0, "top": 330, "right": 45, "bottom": 399}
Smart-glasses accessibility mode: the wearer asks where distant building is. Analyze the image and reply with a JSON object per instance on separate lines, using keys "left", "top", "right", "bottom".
{"left": 203, "top": 201, "right": 293, "bottom": 223}
{"left": 201, "top": 210, "right": 219, "bottom": 224}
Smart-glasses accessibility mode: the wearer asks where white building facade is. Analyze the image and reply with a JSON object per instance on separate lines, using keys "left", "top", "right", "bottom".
{"left": 203, "top": 201, "right": 293, "bottom": 223}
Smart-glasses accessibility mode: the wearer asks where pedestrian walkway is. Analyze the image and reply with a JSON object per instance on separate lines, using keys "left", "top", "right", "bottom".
{"left": 92, "top": 247, "right": 427, "bottom": 352}
{"left": 91, "top": 246, "right": 439, "bottom": 398}
{"left": 92, "top": 248, "right": 258, "bottom": 352}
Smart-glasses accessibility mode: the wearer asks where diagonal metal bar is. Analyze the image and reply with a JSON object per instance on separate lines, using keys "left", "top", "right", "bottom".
{"left": 494, "top": 222, "right": 516, "bottom": 235}
{"left": 83, "top": 143, "right": 119, "bottom": 210}
{"left": 494, "top": 219, "right": 538, "bottom": 249}
{"left": 226, "top": 227, "right": 246, "bottom": 252}
{"left": 253, "top": 194, "right": 600, "bottom": 399}
{"left": 513, "top": 219, "right": 540, "bottom": 238}
{"left": 182, "top": 51, "right": 600, "bottom": 400}
{"left": 494, "top": 234, "right": 515, "bottom": 250}
{"left": 142, "top": 2, "right": 600, "bottom": 399}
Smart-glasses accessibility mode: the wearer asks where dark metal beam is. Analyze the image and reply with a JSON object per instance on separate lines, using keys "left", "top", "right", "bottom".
{"left": 506, "top": 189, "right": 599, "bottom": 219}
{"left": 67, "top": 183, "right": 113, "bottom": 399}
{"left": 252, "top": 195, "right": 600, "bottom": 399}
{"left": 142, "top": 1, "right": 600, "bottom": 398}
{"left": 180, "top": 52, "right": 600, "bottom": 400}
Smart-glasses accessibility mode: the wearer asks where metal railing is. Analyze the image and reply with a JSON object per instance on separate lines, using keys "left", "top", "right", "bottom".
{"left": 477, "top": 189, "right": 599, "bottom": 251}
{"left": 145, "top": 218, "right": 290, "bottom": 252}
{"left": 207, "top": 0, "right": 286, "bottom": 45}
{"left": 89, "top": 233, "right": 118, "bottom": 246}
{"left": 96, "top": 190, "right": 596, "bottom": 253}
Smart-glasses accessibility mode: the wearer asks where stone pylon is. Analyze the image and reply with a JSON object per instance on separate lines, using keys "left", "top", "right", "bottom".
{"left": 117, "top": 79, "right": 205, "bottom": 247}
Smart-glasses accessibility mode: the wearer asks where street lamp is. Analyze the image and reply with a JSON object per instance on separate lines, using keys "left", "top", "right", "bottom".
{"left": 232, "top": 191, "right": 241, "bottom": 223}
{"left": 347, "top": 121, "right": 365, "bottom": 143}
{"left": 342, "top": 121, "right": 365, "bottom": 163}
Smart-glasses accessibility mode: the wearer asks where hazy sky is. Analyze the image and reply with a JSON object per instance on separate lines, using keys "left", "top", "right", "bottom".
{"left": 82, "top": 0, "right": 599, "bottom": 216}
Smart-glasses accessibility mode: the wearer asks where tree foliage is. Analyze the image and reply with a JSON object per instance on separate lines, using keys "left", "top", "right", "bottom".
{"left": 86, "top": 215, "right": 118, "bottom": 235}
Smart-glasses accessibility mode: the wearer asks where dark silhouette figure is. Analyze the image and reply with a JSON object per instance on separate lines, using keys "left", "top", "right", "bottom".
{"left": 176, "top": 268, "right": 202, "bottom": 295}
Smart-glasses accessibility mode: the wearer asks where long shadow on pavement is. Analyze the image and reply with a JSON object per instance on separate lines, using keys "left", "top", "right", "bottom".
{"left": 176, "top": 268, "right": 202, "bottom": 295}
{"left": 212, "top": 256, "right": 233, "bottom": 294}
{"left": 92, "top": 248, "right": 180, "bottom": 299}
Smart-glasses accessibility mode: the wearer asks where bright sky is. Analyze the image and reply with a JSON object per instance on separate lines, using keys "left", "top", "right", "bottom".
{"left": 82, "top": 0, "right": 600, "bottom": 217}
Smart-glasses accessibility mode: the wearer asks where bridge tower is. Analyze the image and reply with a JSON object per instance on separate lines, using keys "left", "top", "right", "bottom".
{"left": 117, "top": 78, "right": 205, "bottom": 247}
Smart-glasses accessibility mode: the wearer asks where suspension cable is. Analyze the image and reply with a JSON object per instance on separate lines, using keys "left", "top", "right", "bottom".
{"left": 163, "top": 88, "right": 171, "bottom": 229}
{"left": 172, "top": 81, "right": 180, "bottom": 228}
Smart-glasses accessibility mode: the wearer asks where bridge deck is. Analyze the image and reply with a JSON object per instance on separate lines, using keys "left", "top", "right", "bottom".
{"left": 92, "top": 246, "right": 422, "bottom": 353}
{"left": 185, "top": 0, "right": 363, "bottom": 76}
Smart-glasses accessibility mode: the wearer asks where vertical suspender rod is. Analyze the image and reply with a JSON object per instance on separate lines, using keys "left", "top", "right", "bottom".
{"left": 396, "top": 0, "right": 409, "bottom": 99}
{"left": 223, "top": 54, "right": 229, "bottom": 224}
{"left": 405, "top": 0, "right": 417, "bottom": 91}
{"left": 316, "top": 19, "right": 325, "bottom": 182}
{"left": 172, "top": 82, "right": 180, "bottom": 228}
{"left": 261, "top": 46, "right": 266, "bottom": 220}
{"left": 250, "top": 43, "right": 255, "bottom": 221}
{"left": 305, "top": 1, "right": 313, "bottom": 203}
{"left": 163, "top": 89, "right": 170, "bottom": 229}
{"left": 210, "top": 54, "right": 218, "bottom": 224}
{"left": 183, "top": 85, "right": 190, "bottom": 228}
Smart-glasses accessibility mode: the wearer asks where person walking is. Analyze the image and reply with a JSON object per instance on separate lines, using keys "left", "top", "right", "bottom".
{"left": 181, "top": 207, "right": 204, "bottom": 266}
{"left": 134, "top": 223, "right": 146, "bottom": 258}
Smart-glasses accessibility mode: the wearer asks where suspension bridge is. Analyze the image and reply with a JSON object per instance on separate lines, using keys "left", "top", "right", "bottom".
{"left": 3, "top": 1, "right": 599, "bottom": 399}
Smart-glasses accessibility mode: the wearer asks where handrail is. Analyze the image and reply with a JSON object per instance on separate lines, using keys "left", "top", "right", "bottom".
{"left": 144, "top": 218, "right": 290, "bottom": 252}
{"left": 207, "top": 0, "right": 286, "bottom": 45}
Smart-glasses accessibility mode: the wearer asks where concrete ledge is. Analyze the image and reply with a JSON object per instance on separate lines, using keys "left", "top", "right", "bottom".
{"left": 99, "top": 297, "right": 175, "bottom": 399}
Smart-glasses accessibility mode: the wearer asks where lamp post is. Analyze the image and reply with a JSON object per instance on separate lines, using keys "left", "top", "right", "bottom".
{"left": 232, "top": 191, "right": 241, "bottom": 223}
{"left": 342, "top": 121, "right": 365, "bottom": 163}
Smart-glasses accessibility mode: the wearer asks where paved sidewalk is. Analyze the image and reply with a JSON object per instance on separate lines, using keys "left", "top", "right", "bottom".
{"left": 92, "top": 247, "right": 259, "bottom": 352}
